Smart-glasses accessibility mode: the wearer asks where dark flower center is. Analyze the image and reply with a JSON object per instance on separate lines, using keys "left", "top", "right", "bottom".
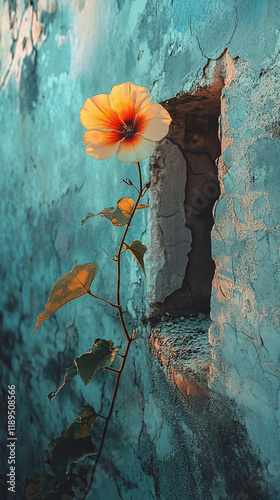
{"left": 122, "top": 119, "right": 136, "bottom": 137}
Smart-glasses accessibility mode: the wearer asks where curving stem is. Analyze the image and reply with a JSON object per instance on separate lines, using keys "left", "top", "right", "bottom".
{"left": 82, "top": 161, "right": 144, "bottom": 500}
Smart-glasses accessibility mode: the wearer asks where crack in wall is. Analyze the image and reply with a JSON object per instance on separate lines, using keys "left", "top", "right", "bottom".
{"left": 147, "top": 74, "right": 224, "bottom": 321}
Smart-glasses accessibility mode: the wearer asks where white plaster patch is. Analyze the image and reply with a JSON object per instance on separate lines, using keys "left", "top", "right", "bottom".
{"left": 147, "top": 140, "right": 192, "bottom": 308}
{"left": 0, "top": 3, "right": 52, "bottom": 89}
{"left": 68, "top": 0, "right": 110, "bottom": 80}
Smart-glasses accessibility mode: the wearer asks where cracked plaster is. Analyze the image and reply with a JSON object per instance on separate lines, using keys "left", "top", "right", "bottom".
{"left": 1, "top": 0, "right": 280, "bottom": 499}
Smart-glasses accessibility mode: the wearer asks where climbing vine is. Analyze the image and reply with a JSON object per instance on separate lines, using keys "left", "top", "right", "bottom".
{"left": 25, "top": 82, "right": 171, "bottom": 499}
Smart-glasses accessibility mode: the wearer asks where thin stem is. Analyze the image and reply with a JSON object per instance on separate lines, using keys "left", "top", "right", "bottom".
{"left": 142, "top": 180, "right": 151, "bottom": 196}
{"left": 96, "top": 413, "right": 107, "bottom": 420}
{"left": 116, "top": 162, "right": 143, "bottom": 341}
{"left": 103, "top": 366, "right": 120, "bottom": 373}
{"left": 82, "top": 161, "right": 143, "bottom": 500}
{"left": 121, "top": 177, "right": 140, "bottom": 193}
{"left": 82, "top": 338, "right": 133, "bottom": 499}
{"left": 136, "top": 161, "right": 142, "bottom": 192}
{"left": 87, "top": 290, "right": 118, "bottom": 308}
{"left": 101, "top": 247, "right": 117, "bottom": 262}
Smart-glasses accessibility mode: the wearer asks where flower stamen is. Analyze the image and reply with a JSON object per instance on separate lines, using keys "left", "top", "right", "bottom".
{"left": 122, "top": 120, "right": 136, "bottom": 137}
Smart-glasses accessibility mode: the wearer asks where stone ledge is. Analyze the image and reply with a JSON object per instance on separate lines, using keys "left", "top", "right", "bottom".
{"left": 149, "top": 314, "right": 211, "bottom": 404}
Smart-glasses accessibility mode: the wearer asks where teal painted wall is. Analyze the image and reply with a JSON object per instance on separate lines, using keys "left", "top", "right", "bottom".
{"left": 1, "top": 0, "right": 280, "bottom": 498}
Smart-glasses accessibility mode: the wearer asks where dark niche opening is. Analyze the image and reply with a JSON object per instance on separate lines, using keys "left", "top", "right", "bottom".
{"left": 148, "top": 81, "right": 223, "bottom": 321}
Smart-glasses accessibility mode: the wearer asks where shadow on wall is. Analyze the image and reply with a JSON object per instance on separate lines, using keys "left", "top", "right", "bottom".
{"left": 149, "top": 319, "right": 272, "bottom": 500}
{"left": 147, "top": 72, "right": 223, "bottom": 322}
{"left": 145, "top": 49, "right": 275, "bottom": 499}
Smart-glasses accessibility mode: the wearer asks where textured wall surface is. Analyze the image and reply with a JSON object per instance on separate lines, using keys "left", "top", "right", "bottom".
{"left": 1, "top": 0, "right": 280, "bottom": 499}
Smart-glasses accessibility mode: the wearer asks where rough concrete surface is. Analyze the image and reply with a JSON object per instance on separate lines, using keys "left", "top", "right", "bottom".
{"left": 1, "top": 0, "right": 280, "bottom": 499}
{"left": 147, "top": 139, "right": 192, "bottom": 309}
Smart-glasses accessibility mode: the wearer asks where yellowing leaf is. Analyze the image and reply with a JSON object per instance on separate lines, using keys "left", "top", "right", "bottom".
{"left": 137, "top": 203, "right": 149, "bottom": 210}
{"left": 117, "top": 197, "right": 134, "bottom": 213}
{"left": 75, "top": 338, "right": 118, "bottom": 386}
{"left": 63, "top": 405, "right": 98, "bottom": 439}
{"left": 81, "top": 197, "right": 148, "bottom": 227}
{"left": 32, "top": 263, "right": 98, "bottom": 334}
{"left": 73, "top": 405, "right": 98, "bottom": 438}
{"left": 124, "top": 240, "right": 147, "bottom": 274}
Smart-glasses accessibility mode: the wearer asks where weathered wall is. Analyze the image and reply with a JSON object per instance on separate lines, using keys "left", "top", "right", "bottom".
{"left": 210, "top": 54, "right": 280, "bottom": 493}
{"left": 1, "top": 0, "right": 280, "bottom": 499}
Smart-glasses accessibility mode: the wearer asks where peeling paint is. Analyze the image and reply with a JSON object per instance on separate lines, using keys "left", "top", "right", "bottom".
{"left": 1, "top": 0, "right": 280, "bottom": 498}
{"left": 0, "top": 2, "right": 56, "bottom": 90}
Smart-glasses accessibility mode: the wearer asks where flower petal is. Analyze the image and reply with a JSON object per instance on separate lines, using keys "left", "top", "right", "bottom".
{"left": 83, "top": 129, "right": 121, "bottom": 160}
{"left": 80, "top": 93, "right": 121, "bottom": 131}
{"left": 116, "top": 134, "right": 156, "bottom": 162}
{"left": 110, "top": 82, "right": 152, "bottom": 125}
{"left": 136, "top": 102, "right": 172, "bottom": 141}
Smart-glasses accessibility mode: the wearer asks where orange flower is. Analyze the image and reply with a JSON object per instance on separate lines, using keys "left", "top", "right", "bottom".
{"left": 80, "top": 82, "right": 171, "bottom": 162}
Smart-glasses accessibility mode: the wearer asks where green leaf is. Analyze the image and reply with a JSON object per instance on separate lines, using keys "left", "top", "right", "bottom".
{"left": 47, "top": 436, "right": 96, "bottom": 481}
{"left": 81, "top": 197, "right": 148, "bottom": 227}
{"left": 44, "top": 406, "right": 97, "bottom": 482}
{"left": 124, "top": 240, "right": 147, "bottom": 274}
{"left": 39, "top": 472, "right": 61, "bottom": 498}
{"left": 47, "top": 339, "right": 118, "bottom": 400}
{"left": 47, "top": 364, "right": 77, "bottom": 402}
{"left": 32, "top": 264, "right": 98, "bottom": 334}
{"left": 74, "top": 338, "right": 118, "bottom": 386}
{"left": 25, "top": 471, "right": 76, "bottom": 500}
{"left": 26, "top": 408, "right": 98, "bottom": 499}
{"left": 80, "top": 212, "right": 96, "bottom": 225}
